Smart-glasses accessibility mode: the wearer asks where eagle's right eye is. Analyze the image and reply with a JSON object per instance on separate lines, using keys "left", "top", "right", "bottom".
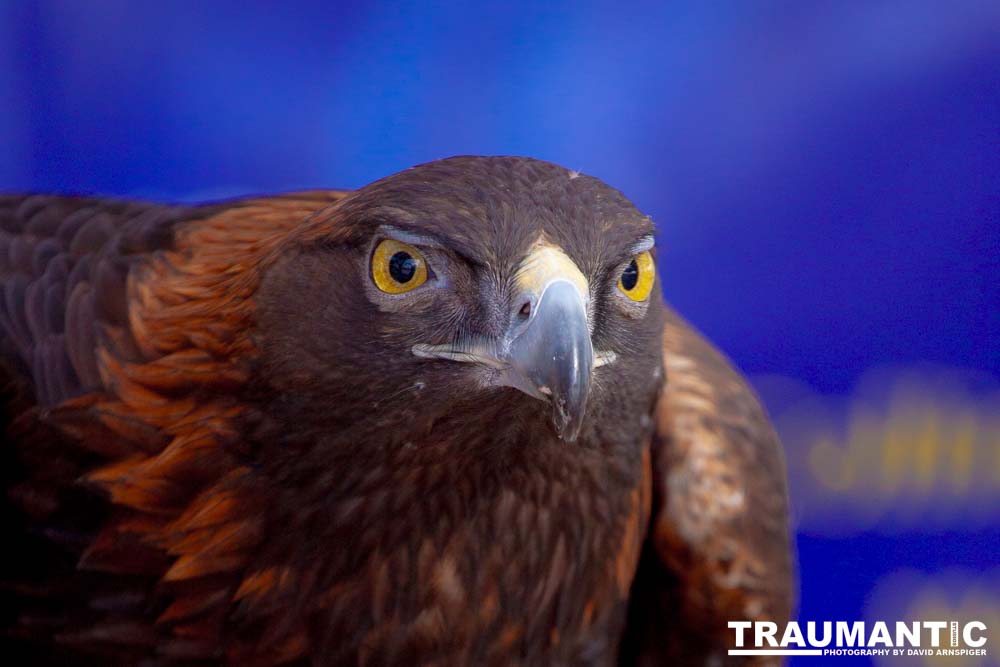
{"left": 371, "top": 239, "right": 429, "bottom": 294}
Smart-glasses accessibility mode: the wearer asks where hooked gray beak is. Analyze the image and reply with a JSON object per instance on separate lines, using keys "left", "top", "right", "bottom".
{"left": 500, "top": 279, "right": 593, "bottom": 441}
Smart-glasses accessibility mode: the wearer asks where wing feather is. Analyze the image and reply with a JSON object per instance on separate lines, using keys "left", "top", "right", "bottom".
{"left": 0, "top": 191, "right": 349, "bottom": 664}
{"left": 622, "top": 305, "right": 794, "bottom": 665}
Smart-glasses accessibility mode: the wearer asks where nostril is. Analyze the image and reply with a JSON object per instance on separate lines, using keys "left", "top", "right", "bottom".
{"left": 518, "top": 301, "right": 532, "bottom": 320}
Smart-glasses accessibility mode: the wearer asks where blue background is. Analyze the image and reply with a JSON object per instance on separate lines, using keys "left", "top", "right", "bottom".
{"left": 3, "top": 2, "right": 998, "bottom": 664}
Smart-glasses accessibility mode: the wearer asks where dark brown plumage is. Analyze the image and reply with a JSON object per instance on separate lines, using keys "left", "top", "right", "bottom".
{"left": 0, "top": 156, "right": 792, "bottom": 666}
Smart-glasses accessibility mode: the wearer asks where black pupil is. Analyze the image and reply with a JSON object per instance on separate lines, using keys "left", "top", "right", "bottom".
{"left": 621, "top": 259, "right": 639, "bottom": 290}
{"left": 389, "top": 251, "right": 417, "bottom": 283}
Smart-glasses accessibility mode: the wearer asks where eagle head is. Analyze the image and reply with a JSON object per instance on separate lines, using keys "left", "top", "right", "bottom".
{"left": 253, "top": 156, "right": 665, "bottom": 453}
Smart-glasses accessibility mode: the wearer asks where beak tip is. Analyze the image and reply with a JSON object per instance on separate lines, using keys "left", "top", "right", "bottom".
{"left": 557, "top": 425, "right": 582, "bottom": 443}
{"left": 551, "top": 395, "right": 587, "bottom": 442}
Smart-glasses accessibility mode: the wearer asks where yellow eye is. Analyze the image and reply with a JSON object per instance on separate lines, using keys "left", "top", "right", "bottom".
{"left": 617, "top": 250, "right": 655, "bottom": 301}
{"left": 371, "top": 239, "right": 429, "bottom": 294}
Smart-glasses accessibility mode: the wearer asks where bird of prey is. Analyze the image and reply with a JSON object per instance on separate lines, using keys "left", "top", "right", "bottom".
{"left": 0, "top": 156, "right": 792, "bottom": 666}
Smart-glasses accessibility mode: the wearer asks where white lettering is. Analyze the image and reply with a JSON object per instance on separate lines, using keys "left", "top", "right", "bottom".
{"left": 868, "top": 622, "right": 892, "bottom": 647}
{"left": 895, "top": 621, "right": 920, "bottom": 647}
{"left": 925, "top": 621, "right": 947, "bottom": 647}
{"left": 964, "top": 621, "right": 987, "bottom": 648}
{"left": 728, "top": 621, "right": 751, "bottom": 647}
{"left": 780, "top": 621, "right": 805, "bottom": 647}
{"left": 837, "top": 622, "right": 865, "bottom": 647}
{"left": 808, "top": 621, "right": 832, "bottom": 647}
{"left": 755, "top": 622, "right": 779, "bottom": 648}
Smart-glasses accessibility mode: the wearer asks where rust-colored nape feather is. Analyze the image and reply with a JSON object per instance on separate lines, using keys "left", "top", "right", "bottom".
{"left": 0, "top": 192, "right": 347, "bottom": 663}
{"left": 81, "top": 194, "right": 350, "bottom": 661}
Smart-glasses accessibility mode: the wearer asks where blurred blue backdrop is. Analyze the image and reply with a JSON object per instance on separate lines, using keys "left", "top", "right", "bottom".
{"left": 2, "top": 2, "right": 998, "bottom": 664}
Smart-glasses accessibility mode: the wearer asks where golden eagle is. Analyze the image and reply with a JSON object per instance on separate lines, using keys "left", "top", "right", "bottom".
{"left": 0, "top": 156, "right": 792, "bottom": 665}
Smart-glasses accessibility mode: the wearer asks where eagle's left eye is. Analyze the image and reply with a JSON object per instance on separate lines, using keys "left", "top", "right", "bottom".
{"left": 617, "top": 250, "right": 655, "bottom": 301}
{"left": 371, "top": 239, "right": 429, "bottom": 294}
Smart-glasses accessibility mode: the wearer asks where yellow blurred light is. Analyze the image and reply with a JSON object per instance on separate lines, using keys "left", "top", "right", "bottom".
{"left": 767, "top": 366, "right": 1000, "bottom": 534}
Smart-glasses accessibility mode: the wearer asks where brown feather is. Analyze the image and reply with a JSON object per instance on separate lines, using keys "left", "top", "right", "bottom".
{"left": 621, "top": 306, "right": 794, "bottom": 666}
{"left": 1, "top": 191, "right": 348, "bottom": 663}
